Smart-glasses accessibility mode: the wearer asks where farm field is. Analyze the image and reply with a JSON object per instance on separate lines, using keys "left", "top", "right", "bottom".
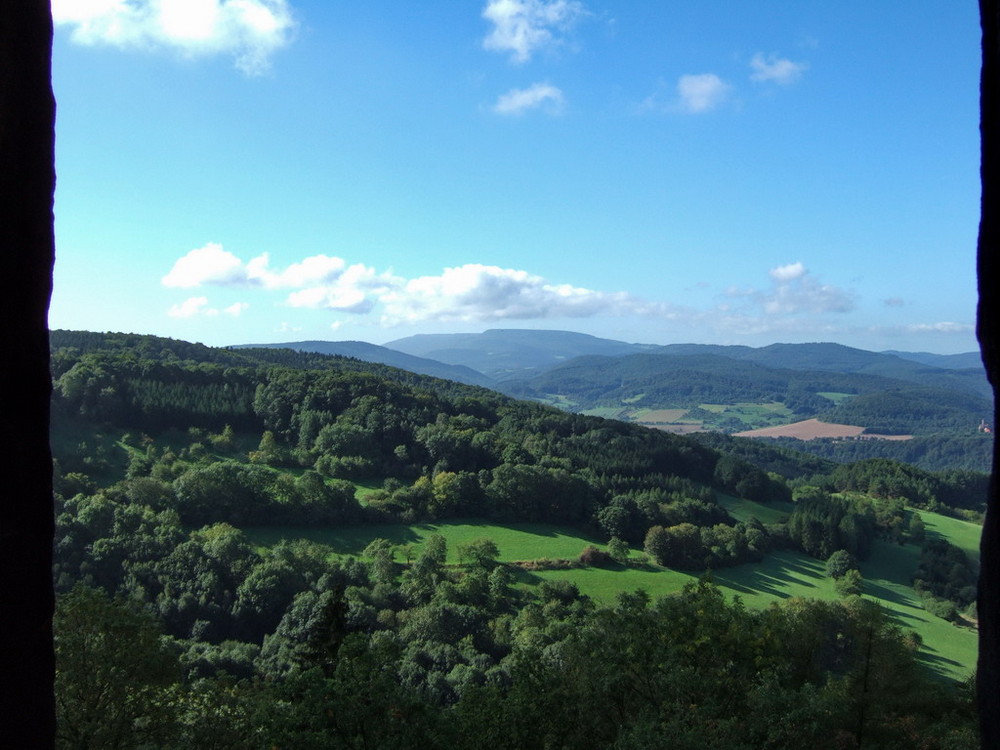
{"left": 581, "top": 401, "right": 797, "bottom": 434}
{"left": 246, "top": 515, "right": 979, "bottom": 681}
{"left": 734, "top": 418, "right": 866, "bottom": 440}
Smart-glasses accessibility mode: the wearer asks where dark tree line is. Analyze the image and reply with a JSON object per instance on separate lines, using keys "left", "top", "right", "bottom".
{"left": 53, "top": 575, "right": 978, "bottom": 749}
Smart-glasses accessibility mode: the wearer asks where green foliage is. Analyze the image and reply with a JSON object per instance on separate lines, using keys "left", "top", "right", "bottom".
{"left": 834, "top": 568, "right": 864, "bottom": 596}
{"left": 818, "top": 386, "right": 991, "bottom": 436}
{"left": 55, "top": 586, "right": 180, "bottom": 749}
{"left": 47, "top": 330, "right": 983, "bottom": 747}
{"left": 764, "top": 433, "right": 993, "bottom": 474}
{"left": 607, "top": 536, "right": 631, "bottom": 562}
{"left": 643, "top": 521, "right": 767, "bottom": 570}
{"left": 786, "top": 489, "right": 876, "bottom": 560}
{"left": 825, "top": 549, "right": 859, "bottom": 579}
{"left": 913, "top": 538, "right": 977, "bottom": 610}
{"left": 456, "top": 538, "right": 500, "bottom": 567}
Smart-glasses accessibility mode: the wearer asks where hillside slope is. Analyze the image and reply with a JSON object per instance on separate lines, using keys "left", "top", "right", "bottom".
{"left": 232, "top": 339, "right": 495, "bottom": 387}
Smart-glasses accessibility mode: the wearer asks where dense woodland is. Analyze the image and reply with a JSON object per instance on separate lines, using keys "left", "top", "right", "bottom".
{"left": 757, "top": 433, "right": 993, "bottom": 473}
{"left": 50, "top": 331, "right": 983, "bottom": 747}
{"left": 498, "top": 351, "right": 992, "bottom": 438}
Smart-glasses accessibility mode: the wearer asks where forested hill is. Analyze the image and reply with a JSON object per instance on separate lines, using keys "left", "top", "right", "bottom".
{"left": 500, "top": 352, "right": 897, "bottom": 410}
{"left": 49, "top": 330, "right": 983, "bottom": 746}
{"left": 231, "top": 339, "right": 495, "bottom": 388}
{"left": 50, "top": 329, "right": 789, "bottom": 523}
{"left": 498, "top": 351, "right": 992, "bottom": 435}
{"left": 384, "top": 328, "right": 657, "bottom": 379}
{"left": 51, "top": 329, "right": 496, "bottom": 400}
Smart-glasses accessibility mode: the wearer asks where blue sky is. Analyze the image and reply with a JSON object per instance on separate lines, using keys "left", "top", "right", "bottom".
{"left": 49, "top": 1, "right": 981, "bottom": 353}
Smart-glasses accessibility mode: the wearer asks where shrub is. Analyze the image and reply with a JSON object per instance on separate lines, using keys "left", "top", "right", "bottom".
{"left": 578, "top": 545, "right": 611, "bottom": 567}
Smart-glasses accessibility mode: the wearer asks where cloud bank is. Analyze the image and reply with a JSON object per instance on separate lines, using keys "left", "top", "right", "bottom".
{"left": 377, "top": 264, "right": 659, "bottom": 324}
{"left": 163, "top": 246, "right": 973, "bottom": 347}
{"left": 51, "top": 0, "right": 295, "bottom": 74}
{"left": 163, "top": 244, "right": 669, "bottom": 325}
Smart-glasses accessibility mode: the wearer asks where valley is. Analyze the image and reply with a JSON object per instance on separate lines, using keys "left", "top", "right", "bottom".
{"left": 48, "top": 329, "right": 986, "bottom": 746}
{"left": 258, "top": 329, "right": 993, "bottom": 472}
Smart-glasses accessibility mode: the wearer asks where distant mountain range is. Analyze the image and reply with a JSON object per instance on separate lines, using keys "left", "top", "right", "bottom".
{"left": 231, "top": 340, "right": 494, "bottom": 387}
{"left": 383, "top": 329, "right": 658, "bottom": 380}
{"left": 236, "top": 330, "right": 991, "bottom": 439}
{"left": 881, "top": 350, "right": 984, "bottom": 370}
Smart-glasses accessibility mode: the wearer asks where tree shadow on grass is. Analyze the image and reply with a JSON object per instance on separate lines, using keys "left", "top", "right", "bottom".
{"left": 712, "top": 552, "right": 827, "bottom": 600}
{"left": 919, "top": 650, "right": 965, "bottom": 672}
{"left": 862, "top": 579, "right": 918, "bottom": 609}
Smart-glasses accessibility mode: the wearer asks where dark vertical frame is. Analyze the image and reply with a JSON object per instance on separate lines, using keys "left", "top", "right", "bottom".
{"left": 0, "top": 2, "right": 996, "bottom": 748}
{"left": 0, "top": 1, "right": 56, "bottom": 747}
{"left": 979, "top": 1, "right": 1000, "bottom": 747}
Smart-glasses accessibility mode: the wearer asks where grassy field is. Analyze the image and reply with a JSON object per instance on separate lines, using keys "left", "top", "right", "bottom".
{"left": 919, "top": 510, "right": 982, "bottom": 568}
{"left": 631, "top": 408, "right": 690, "bottom": 423}
{"left": 245, "top": 514, "right": 979, "bottom": 681}
{"left": 716, "top": 492, "right": 794, "bottom": 524}
{"left": 243, "top": 520, "right": 610, "bottom": 564}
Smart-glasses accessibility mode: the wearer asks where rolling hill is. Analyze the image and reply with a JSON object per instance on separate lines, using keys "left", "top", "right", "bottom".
{"left": 384, "top": 328, "right": 656, "bottom": 379}
{"left": 231, "top": 339, "right": 495, "bottom": 387}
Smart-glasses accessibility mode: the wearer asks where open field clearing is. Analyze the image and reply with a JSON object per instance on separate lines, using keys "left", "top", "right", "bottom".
{"left": 632, "top": 408, "right": 690, "bottom": 423}
{"left": 247, "top": 514, "right": 979, "bottom": 681}
{"left": 735, "top": 418, "right": 866, "bottom": 440}
{"left": 920, "top": 510, "right": 982, "bottom": 568}
{"left": 718, "top": 543, "right": 977, "bottom": 682}
{"left": 648, "top": 424, "right": 706, "bottom": 434}
{"left": 243, "top": 520, "right": 610, "bottom": 564}
{"left": 716, "top": 493, "right": 794, "bottom": 524}
{"left": 527, "top": 564, "right": 696, "bottom": 603}
{"left": 856, "top": 539, "right": 978, "bottom": 681}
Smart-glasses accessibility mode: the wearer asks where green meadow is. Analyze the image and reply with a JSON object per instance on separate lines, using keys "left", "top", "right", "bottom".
{"left": 243, "top": 520, "right": 610, "bottom": 564}
{"left": 919, "top": 509, "right": 982, "bottom": 568}
{"left": 716, "top": 492, "right": 794, "bottom": 524}
{"left": 245, "top": 510, "right": 980, "bottom": 681}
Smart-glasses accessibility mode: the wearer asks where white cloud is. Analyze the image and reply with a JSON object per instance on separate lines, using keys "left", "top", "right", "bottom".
{"left": 163, "top": 244, "right": 350, "bottom": 290}
{"left": 905, "top": 322, "right": 974, "bottom": 333}
{"left": 482, "top": 0, "right": 586, "bottom": 63}
{"left": 378, "top": 263, "right": 659, "bottom": 325}
{"left": 167, "top": 295, "right": 247, "bottom": 318}
{"left": 163, "top": 246, "right": 679, "bottom": 325}
{"left": 728, "top": 262, "right": 855, "bottom": 316}
{"left": 493, "top": 82, "right": 565, "bottom": 115}
{"left": 247, "top": 252, "right": 347, "bottom": 288}
{"left": 749, "top": 53, "right": 807, "bottom": 85}
{"left": 676, "top": 73, "right": 731, "bottom": 114}
{"left": 286, "top": 263, "right": 397, "bottom": 314}
{"left": 168, "top": 296, "right": 211, "bottom": 318}
{"left": 883, "top": 297, "right": 905, "bottom": 308}
{"left": 768, "top": 261, "right": 806, "bottom": 283}
{"left": 51, "top": 0, "right": 295, "bottom": 74}
{"left": 162, "top": 242, "right": 248, "bottom": 287}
